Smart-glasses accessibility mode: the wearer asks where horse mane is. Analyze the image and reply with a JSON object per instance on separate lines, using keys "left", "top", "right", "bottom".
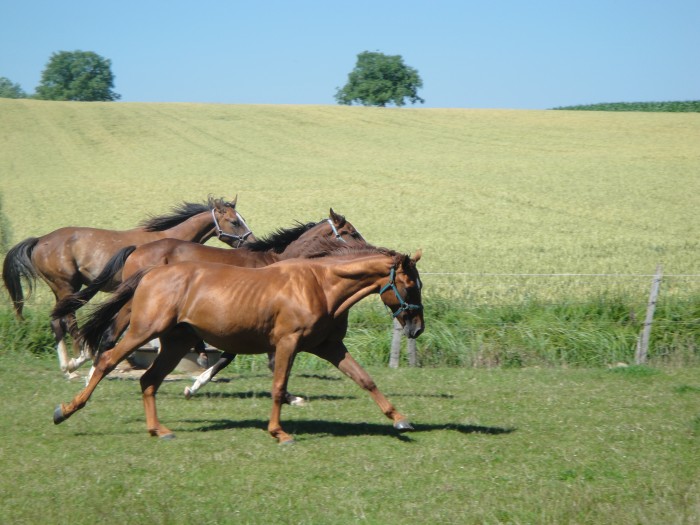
{"left": 306, "top": 238, "right": 402, "bottom": 260}
{"left": 244, "top": 221, "right": 318, "bottom": 253}
{"left": 139, "top": 202, "right": 210, "bottom": 232}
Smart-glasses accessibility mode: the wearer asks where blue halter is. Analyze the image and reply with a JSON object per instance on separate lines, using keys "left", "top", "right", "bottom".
{"left": 379, "top": 266, "right": 423, "bottom": 318}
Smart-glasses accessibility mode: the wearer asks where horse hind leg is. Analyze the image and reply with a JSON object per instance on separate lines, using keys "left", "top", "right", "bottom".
{"left": 50, "top": 317, "right": 75, "bottom": 377}
{"left": 184, "top": 351, "right": 236, "bottom": 399}
{"left": 53, "top": 330, "right": 148, "bottom": 425}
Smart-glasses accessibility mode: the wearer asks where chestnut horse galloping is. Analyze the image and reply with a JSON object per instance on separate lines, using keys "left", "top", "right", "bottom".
{"left": 3, "top": 196, "right": 253, "bottom": 375}
{"left": 54, "top": 245, "right": 424, "bottom": 444}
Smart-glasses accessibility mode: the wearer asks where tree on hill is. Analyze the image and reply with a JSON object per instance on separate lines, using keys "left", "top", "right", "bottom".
{"left": 335, "top": 51, "right": 424, "bottom": 107}
{"left": 35, "top": 50, "right": 120, "bottom": 101}
{"left": 0, "top": 77, "right": 27, "bottom": 99}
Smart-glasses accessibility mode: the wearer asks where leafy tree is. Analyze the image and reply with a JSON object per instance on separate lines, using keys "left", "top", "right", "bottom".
{"left": 0, "top": 77, "right": 27, "bottom": 99}
{"left": 35, "top": 50, "right": 120, "bottom": 101}
{"left": 335, "top": 51, "right": 424, "bottom": 107}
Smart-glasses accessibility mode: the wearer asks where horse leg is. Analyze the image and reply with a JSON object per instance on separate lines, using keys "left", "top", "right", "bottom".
{"left": 184, "top": 351, "right": 236, "bottom": 399}
{"left": 267, "top": 337, "right": 300, "bottom": 444}
{"left": 141, "top": 331, "right": 197, "bottom": 439}
{"left": 50, "top": 316, "right": 73, "bottom": 375}
{"left": 53, "top": 331, "right": 148, "bottom": 424}
{"left": 310, "top": 340, "right": 413, "bottom": 431}
{"left": 65, "top": 311, "right": 92, "bottom": 372}
{"left": 195, "top": 339, "right": 209, "bottom": 368}
{"left": 266, "top": 352, "right": 305, "bottom": 406}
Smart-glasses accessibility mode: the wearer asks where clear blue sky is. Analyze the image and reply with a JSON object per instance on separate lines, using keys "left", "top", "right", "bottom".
{"left": 1, "top": 0, "right": 698, "bottom": 109}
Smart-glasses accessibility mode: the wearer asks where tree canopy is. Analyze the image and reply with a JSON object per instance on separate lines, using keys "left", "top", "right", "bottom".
{"left": 35, "top": 50, "right": 120, "bottom": 102}
{"left": 0, "top": 77, "right": 26, "bottom": 99}
{"left": 335, "top": 51, "right": 424, "bottom": 107}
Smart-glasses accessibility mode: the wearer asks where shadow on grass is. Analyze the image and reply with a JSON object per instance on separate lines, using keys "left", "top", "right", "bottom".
{"left": 184, "top": 418, "right": 515, "bottom": 441}
{"left": 188, "top": 390, "right": 354, "bottom": 402}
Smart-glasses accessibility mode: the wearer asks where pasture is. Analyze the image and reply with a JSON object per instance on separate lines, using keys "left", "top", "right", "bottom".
{"left": 0, "top": 352, "right": 698, "bottom": 524}
{"left": 1, "top": 99, "right": 699, "bottom": 523}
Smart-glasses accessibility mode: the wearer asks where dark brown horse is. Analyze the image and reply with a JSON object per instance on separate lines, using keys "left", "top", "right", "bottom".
{"left": 52, "top": 210, "right": 365, "bottom": 397}
{"left": 3, "top": 196, "right": 254, "bottom": 375}
{"left": 54, "top": 245, "right": 424, "bottom": 444}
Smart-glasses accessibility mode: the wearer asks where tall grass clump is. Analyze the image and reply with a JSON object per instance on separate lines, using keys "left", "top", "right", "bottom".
{"left": 0, "top": 306, "right": 55, "bottom": 356}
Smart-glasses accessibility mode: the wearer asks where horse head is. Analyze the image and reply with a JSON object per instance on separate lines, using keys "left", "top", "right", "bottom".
{"left": 209, "top": 195, "right": 256, "bottom": 247}
{"left": 379, "top": 250, "right": 424, "bottom": 339}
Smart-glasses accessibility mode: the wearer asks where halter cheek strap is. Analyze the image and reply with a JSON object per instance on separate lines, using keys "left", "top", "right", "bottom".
{"left": 379, "top": 267, "right": 423, "bottom": 318}
{"left": 327, "top": 219, "right": 346, "bottom": 243}
{"left": 211, "top": 209, "right": 254, "bottom": 248}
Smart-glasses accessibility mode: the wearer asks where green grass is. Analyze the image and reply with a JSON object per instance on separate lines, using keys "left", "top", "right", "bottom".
{"left": 0, "top": 352, "right": 698, "bottom": 524}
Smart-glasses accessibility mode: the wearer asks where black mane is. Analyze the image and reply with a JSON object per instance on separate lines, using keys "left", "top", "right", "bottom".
{"left": 244, "top": 221, "right": 318, "bottom": 253}
{"left": 139, "top": 202, "right": 210, "bottom": 232}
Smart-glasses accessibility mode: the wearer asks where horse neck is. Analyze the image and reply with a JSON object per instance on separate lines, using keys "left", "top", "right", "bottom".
{"left": 319, "top": 254, "right": 394, "bottom": 317}
{"left": 161, "top": 212, "right": 216, "bottom": 243}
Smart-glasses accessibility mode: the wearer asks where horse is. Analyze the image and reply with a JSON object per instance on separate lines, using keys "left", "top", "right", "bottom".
{"left": 52, "top": 209, "right": 366, "bottom": 400}
{"left": 53, "top": 245, "right": 424, "bottom": 444}
{"left": 3, "top": 196, "right": 254, "bottom": 375}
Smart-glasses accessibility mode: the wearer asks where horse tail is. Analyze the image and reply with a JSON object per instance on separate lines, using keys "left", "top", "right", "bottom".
{"left": 80, "top": 269, "right": 149, "bottom": 353}
{"left": 2, "top": 237, "right": 40, "bottom": 319}
{"left": 51, "top": 245, "right": 137, "bottom": 321}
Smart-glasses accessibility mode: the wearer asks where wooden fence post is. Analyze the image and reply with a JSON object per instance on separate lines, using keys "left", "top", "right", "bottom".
{"left": 390, "top": 318, "right": 418, "bottom": 368}
{"left": 635, "top": 264, "right": 663, "bottom": 365}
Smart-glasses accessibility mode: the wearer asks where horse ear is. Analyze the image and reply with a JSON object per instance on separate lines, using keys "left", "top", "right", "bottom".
{"left": 412, "top": 249, "right": 422, "bottom": 263}
{"left": 329, "top": 208, "right": 344, "bottom": 225}
{"left": 231, "top": 195, "right": 238, "bottom": 208}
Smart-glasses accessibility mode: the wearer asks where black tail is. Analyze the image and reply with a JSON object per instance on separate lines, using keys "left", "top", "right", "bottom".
{"left": 80, "top": 269, "right": 149, "bottom": 353}
{"left": 2, "top": 237, "right": 39, "bottom": 319}
{"left": 51, "top": 245, "right": 137, "bottom": 321}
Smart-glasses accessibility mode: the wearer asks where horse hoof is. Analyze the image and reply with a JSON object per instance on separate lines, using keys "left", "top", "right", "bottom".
{"left": 184, "top": 387, "right": 192, "bottom": 399}
{"left": 159, "top": 433, "right": 176, "bottom": 441}
{"left": 289, "top": 395, "right": 306, "bottom": 407}
{"left": 53, "top": 405, "right": 67, "bottom": 425}
{"left": 394, "top": 419, "right": 414, "bottom": 432}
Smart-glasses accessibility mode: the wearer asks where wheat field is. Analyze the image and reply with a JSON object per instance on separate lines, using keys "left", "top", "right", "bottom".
{"left": 1, "top": 99, "right": 699, "bottom": 303}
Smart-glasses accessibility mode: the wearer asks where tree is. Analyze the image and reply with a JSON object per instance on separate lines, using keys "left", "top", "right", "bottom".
{"left": 335, "top": 51, "right": 424, "bottom": 107}
{"left": 0, "top": 77, "right": 27, "bottom": 99}
{"left": 35, "top": 50, "right": 120, "bottom": 101}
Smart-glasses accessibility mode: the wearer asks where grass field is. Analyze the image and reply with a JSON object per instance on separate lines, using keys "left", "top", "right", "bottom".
{"left": 0, "top": 352, "right": 697, "bottom": 524}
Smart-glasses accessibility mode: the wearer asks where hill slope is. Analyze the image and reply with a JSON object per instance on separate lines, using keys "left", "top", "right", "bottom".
{"left": 1, "top": 99, "right": 699, "bottom": 300}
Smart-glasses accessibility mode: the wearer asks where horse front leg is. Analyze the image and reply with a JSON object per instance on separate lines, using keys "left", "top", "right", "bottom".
{"left": 267, "top": 338, "right": 300, "bottom": 444}
{"left": 311, "top": 340, "right": 414, "bottom": 431}
{"left": 141, "top": 332, "right": 196, "bottom": 439}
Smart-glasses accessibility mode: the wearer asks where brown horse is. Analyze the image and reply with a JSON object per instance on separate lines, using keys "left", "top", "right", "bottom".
{"left": 3, "top": 196, "right": 254, "bottom": 374}
{"left": 54, "top": 245, "right": 424, "bottom": 444}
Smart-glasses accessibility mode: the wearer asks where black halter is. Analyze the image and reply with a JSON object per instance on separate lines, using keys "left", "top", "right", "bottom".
{"left": 379, "top": 266, "right": 423, "bottom": 318}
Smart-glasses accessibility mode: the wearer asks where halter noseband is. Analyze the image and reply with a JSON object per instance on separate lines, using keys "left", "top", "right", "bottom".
{"left": 211, "top": 208, "right": 254, "bottom": 248}
{"left": 379, "top": 266, "right": 423, "bottom": 318}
